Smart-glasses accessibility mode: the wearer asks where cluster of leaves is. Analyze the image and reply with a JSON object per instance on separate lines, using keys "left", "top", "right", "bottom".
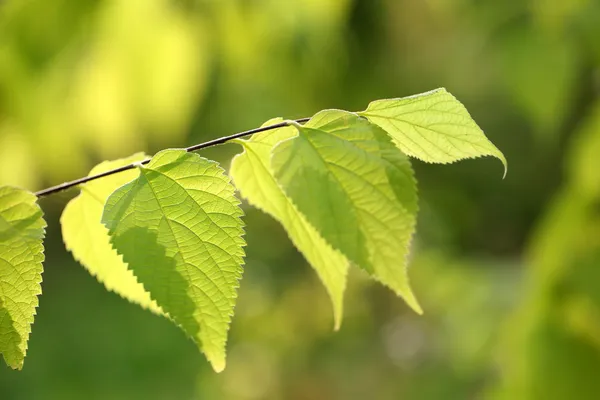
{"left": 0, "top": 89, "right": 505, "bottom": 371}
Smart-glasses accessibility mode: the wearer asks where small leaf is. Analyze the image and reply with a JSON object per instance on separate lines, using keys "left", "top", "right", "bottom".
{"left": 359, "top": 88, "right": 507, "bottom": 176}
{"left": 230, "top": 118, "right": 349, "bottom": 330}
{"left": 102, "top": 149, "right": 245, "bottom": 372}
{"left": 0, "top": 186, "right": 46, "bottom": 369}
{"left": 271, "top": 111, "right": 421, "bottom": 313}
{"left": 61, "top": 153, "right": 162, "bottom": 314}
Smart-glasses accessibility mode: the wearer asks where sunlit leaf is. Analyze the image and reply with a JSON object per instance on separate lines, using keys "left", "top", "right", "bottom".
{"left": 102, "top": 149, "right": 245, "bottom": 372}
{"left": 271, "top": 111, "right": 421, "bottom": 312}
{"left": 61, "top": 153, "right": 162, "bottom": 315}
{"left": 0, "top": 186, "right": 46, "bottom": 369}
{"left": 230, "top": 118, "right": 349, "bottom": 330}
{"left": 359, "top": 88, "right": 507, "bottom": 176}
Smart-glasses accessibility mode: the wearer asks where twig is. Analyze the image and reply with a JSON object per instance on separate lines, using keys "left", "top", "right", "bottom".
{"left": 35, "top": 118, "right": 310, "bottom": 198}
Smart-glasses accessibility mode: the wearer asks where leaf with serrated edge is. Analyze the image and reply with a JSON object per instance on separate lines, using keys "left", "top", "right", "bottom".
{"left": 359, "top": 88, "right": 507, "bottom": 177}
{"left": 272, "top": 110, "right": 421, "bottom": 313}
{"left": 230, "top": 118, "right": 349, "bottom": 330}
{"left": 102, "top": 149, "right": 245, "bottom": 372}
{"left": 61, "top": 153, "right": 163, "bottom": 315}
{"left": 0, "top": 186, "right": 46, "bottom": 369}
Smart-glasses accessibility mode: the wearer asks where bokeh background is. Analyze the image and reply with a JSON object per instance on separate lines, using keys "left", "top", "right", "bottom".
{"left": 1, "top": 0, "right": 600, "bottom": 399}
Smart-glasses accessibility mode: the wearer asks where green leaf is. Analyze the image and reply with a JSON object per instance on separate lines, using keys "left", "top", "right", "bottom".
{"left": 102, "top": 149, "right": 245, "bottom": 372}
{"left": 0, "top": 186, "right": 46, "bottom": 369}
{"left": 359, "top": 88, "right": 507, "bottom": 176}
{"left": 61, "top": 153, "right": 162, "bottom": 315}
{"left": 230, "top": 118, "right": 349, "bottom": 330}
{"left": 271, "top": 110, "right": 421, "bottom": 313}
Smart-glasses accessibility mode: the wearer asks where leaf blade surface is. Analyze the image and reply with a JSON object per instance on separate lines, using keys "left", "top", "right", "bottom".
{"left": 0, "top": 186, "right": 46, "bottom": 369}
{"left": 61, "top": 153, "right": 162, "bottom": 314}
{"left": 272, "top": 111, "right": 421, "bottom": 312}
{"left": 230, "top": 118, "right": 349, "bottom": 329}
{"left": 102, "top": 149, "right": 246, "bottom": 372}
{"left": 360, "top": 88, "right": 507, "bottom": 176}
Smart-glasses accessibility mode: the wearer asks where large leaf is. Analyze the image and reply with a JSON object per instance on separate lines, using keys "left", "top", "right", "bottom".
{"left": 359, "top": 88, "right": 507, "bottom": 176}
{"left": 230, "top": 118, "right": 349, "bottom": 330}
{"left": 0, "top": 186, "right": 46, "bottom": 369}
{"left": 61, "top": 153, "right": 162, "bottom": 314}
{"left": 102, "top": 149, "right": 245, "bottom": 372}
{"left": 271, "top": 111, "right": 421, "bottom": 312}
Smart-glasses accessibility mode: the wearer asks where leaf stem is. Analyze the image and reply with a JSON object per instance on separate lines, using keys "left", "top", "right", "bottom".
{"left": 35, "top": 118, "right": 310, "bottom": 198}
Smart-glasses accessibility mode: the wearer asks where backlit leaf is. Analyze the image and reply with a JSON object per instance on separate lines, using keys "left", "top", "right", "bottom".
{"left": 0, "top": 186, "right": 46, "bottom": 369}
{"left": 61, "top": 153, "right": 162, "bottom": 314}
{"left": 359, "top": 88, "right": 507, "bottom": 176}
{"left": 271, "top": 111, "right": 421, "bottom": 312}
{"left": 102, "top": 149, "right": 245, "bottom": 372}
{"left": 230, "top": 118, "right": 349, "bottom": 330}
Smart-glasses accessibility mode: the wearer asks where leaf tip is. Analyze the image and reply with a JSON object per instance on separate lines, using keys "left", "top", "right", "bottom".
{"left": 495, "top": 152, "right": 508, "bottom": 179}
{"left": 333, "top": 315, "right": 343, "bottom": 332}
{"left": 402, "top": 288, "right": 423, "bottom": 316}
{"left": 2, "top": 354, "right": 25, "bottom": 370}
{"left": 412, "top": 303, "right": 424, "bottom": 316}
{"left": 210, "top": 356, "right": 226, "bottom": 373}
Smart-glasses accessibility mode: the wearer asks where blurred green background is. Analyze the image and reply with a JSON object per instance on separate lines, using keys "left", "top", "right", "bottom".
{"left": 1, "top": 0, "right": 600, "bottom": 398}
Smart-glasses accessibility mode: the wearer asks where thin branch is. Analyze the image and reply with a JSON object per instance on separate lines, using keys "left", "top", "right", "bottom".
{"left": 35, "top": 117, "right": 310, "bottom": 198}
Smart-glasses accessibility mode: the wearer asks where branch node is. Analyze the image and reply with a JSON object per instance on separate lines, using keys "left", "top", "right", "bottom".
{"left": 284, "top": 119, "right": 303, "bottom": 128}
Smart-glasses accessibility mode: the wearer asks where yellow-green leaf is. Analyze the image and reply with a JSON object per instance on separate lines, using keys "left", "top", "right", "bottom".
{"left": 271, "top": 111, "right": 421, "bottom": 313}
{"left": 230, "top": 118, "right": 349, "bottom": 330}
{"left": 359, "top": 88, "right": 507, "bottom": 176}
{"left": 0, "top": 186, "right": 46, "bottom": 369}
{"left": 61, "top": 153, "right": 162, "bottom": 314}
{"left": 102, "top": 149, "right": 246, "bottom": 372}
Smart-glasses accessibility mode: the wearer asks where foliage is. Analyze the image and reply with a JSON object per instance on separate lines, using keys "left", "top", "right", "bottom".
{"left": 230, "top": 118, "right": 350, "bottom": 330}
{"left": 272, "top": 111, "right": 421, "bottom": 311}
{"left": 4, "top": 1, "right": 599, "bottom": 397}
{"left": 0, "top": 89, "right": 504, "bottom": 371}
{"left": 0, "top": 186, "right": 45, "bottom": 369}
{"left": 61, "top": 153, "right": 162, "bottom": 314}
{"left": 359, "top": 88, "right": 507, "bottom": 174}
{"left": 102, "top": 149, "right": 246, "bottom": 372}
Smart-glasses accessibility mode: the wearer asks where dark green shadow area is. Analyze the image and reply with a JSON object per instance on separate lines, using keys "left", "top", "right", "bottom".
{"left": 0, "top": 296, "right": 22, "bottom": 369}
{"left": 114, "top": 226, "right": 201, "bottom": 343}
{"left": 273, "top": 128, "right": 371, "bottom": 272}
